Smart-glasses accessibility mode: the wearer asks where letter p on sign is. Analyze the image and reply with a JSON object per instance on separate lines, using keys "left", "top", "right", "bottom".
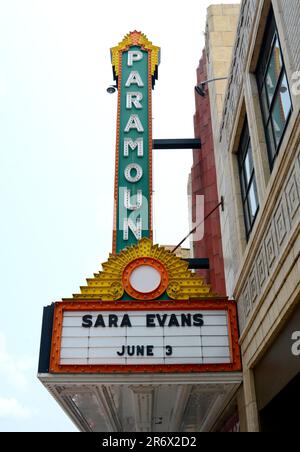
{"left": 128, "top": 51, "right": 143, "bottom": 66}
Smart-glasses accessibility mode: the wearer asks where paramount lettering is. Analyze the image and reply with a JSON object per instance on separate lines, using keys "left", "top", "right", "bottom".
{"left": 126, "top": 92, "right": 143, "bottom": 109}
{"left": 114, "top": 37, "right": 157, "bottom": 252}
{"left": 124, "top": 188, "right": 143, "bottom": 211}
{"left": 127, "top": 50, "right": 143, "bottom": 66}
{"left": 123, "top": 137, "right": 144, "bottom": 157}
{"left": 124, "top": 114, "right": 144, "bottom": 133}
{"left": 125, "top": 70, "right": 144, "bottom": 87}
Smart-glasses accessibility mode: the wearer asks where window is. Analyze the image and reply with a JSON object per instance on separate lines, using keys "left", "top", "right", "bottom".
{"left": 238, "top": 121, "right": 259, "bottom": 238}
{"left": 256, "top": 9, "right": 292, "bottom": 169}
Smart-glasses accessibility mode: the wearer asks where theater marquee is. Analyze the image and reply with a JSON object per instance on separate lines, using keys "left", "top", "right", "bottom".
{"left": 49, "top": 299, "right": 240, "bottom": 374}
{"left": 38, "top": 32, "right": 242, "bottom": 432}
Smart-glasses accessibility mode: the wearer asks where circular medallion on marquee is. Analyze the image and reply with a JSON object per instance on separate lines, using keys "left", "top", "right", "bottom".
{"left": 122, "top": 257, "right": 169, "bottom": 300}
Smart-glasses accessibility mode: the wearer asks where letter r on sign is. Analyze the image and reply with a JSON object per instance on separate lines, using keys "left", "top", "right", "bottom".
{"left": 126, "top": 92, "right": 143, "bottom": 109}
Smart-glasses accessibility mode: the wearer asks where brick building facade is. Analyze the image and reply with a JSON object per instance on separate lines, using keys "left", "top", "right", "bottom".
{"left": 192, "top": 0, "right": 300, "bottom": 431}
{"left": 191, "top": 49, "right": 226, "bottom": 296}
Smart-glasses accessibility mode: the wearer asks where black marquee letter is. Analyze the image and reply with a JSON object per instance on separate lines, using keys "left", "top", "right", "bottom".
{"left": 146, "top": 314, "right": 156, "bottom": 327}
{"left": 147, "top": 345, "right": 154, "bottom": 356}
{"left": 193, "top": 314, "right": 204, "bottom": 327}
{"left": 181, "top": 314, "right": 192, "bottom": 327}
{"left": 94, "top": 315, "right": 106, "bottom": 328}
{"left": 120, "top": 314, "right": 132, "bottom": 328}
{"left": 82, "top": 315, "right": 92, "bottom": 328}
{"left": 168, "top": 314, "right": 180, "bottom": 327}
{"left": 109, "top": 315, "right": 119, "bottom": 327}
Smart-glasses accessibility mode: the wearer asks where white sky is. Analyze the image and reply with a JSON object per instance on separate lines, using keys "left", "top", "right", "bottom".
{"left": 0, "top": 0, "right": 239, "bottom": 432}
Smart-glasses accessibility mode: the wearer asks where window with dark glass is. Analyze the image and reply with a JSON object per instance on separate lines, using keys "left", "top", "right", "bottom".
{"left": 256, "top": 9, "right": 292, "bottom": 169}
{"left": 238, "top": 121, "right": 259, "bottom": 238}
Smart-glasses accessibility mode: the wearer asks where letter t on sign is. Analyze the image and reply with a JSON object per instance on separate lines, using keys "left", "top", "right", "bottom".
{"left": 110, "top": 32, "right": 160, "bottom": 254}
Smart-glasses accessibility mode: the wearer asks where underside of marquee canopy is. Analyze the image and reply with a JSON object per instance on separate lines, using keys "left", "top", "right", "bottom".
{"left": 38, "top": 373, "right": 242, "bottom": 432}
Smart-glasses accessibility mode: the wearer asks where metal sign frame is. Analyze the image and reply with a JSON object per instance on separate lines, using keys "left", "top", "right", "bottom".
{"left": 49, "top": 299, "right": 241, "bottom": 374}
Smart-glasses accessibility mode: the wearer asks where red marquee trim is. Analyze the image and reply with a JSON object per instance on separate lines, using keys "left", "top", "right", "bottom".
{"left": 50, "top": 299, "right": 242, "bottom": 374}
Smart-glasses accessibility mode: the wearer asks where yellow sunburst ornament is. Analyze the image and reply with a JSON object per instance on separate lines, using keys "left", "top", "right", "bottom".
{"left": 72, "top": 238, "right": 216, "bottom": 301}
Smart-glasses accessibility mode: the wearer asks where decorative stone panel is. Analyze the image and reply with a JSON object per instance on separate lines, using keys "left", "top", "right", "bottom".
{"left": 243, "top": 282, "right": 252, "bottom": 320}
{"left": 238, "top": 147, "right": 300, "bottom": 331}
{"left": 256, "top": 245, "right": 268, "bottom": 290}
{"left": 264, "top": 222, "right": 278, "bottom": 271}
{"left": 249, "top": 266, "right": 259, "bottom": 305}
{"left": 285, "top": 169, "right": 300, "bottom": 221}
{"left": 274, "top": 197, "right": 290, "bottom": 247}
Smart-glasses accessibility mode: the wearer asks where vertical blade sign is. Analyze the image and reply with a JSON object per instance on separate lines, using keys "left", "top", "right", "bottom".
{"left": 111, "top": 32, "right": 160, "bottom": 254}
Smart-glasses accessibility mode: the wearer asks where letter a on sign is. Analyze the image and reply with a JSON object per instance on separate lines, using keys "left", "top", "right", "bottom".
{"left": 110, "top": 32, "right": 160, "bottom": 253}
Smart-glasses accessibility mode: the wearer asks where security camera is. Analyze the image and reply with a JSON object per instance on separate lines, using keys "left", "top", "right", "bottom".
{"left": 195, "top": 77, "right": 228, "bottom": 97}
{"left": 107, "top": 85, "right": 118, "bottom": 94}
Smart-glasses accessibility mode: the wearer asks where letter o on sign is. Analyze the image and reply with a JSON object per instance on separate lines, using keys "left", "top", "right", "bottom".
{"left": 125, "top": 163, "right": 143, "bottom": 183}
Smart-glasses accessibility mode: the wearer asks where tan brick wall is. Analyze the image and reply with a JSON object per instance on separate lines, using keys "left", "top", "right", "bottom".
{"left": 206, "top": 3, "right": 244, "bottom": 298}
{"left": 206, "top": 4, "right": 240, "bottom": 122}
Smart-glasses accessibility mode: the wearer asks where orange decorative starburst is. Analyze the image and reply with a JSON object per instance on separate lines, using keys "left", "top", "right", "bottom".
{"left": 111, "top": 31, "right": 160, "bottom": 78}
